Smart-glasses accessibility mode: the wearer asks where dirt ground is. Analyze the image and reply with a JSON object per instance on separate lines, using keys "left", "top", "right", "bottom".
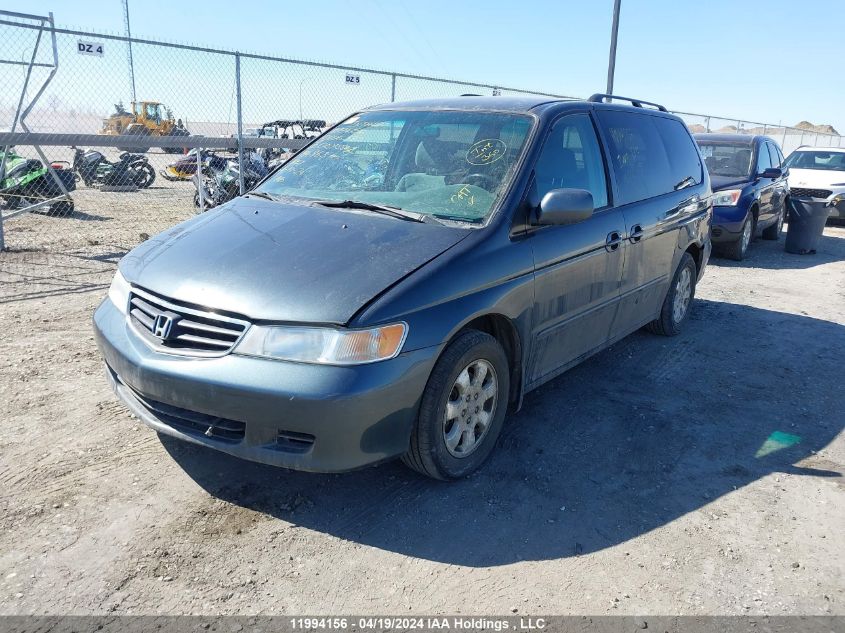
{"left": 0, "top": 190, "right": 843, "bottom": 615}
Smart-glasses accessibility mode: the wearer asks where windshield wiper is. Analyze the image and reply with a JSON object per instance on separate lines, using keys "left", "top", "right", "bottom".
{"left": 246, "top": 190, "right": 279, "bottom": 201}
{"left": 313, "top": 199, "right": 426, "bottom": 223}
{"left": 674, "top": 176, "right": 696, "bottom": 191}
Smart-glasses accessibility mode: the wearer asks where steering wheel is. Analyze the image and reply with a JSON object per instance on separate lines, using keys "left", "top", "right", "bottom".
{"left": 462, "top": 173, "right": 497, "bottom": 191}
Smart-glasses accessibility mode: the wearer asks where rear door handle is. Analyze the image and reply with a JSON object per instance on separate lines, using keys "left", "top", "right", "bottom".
{"left": 606, "top": 230, "right": 622, "bottom": 252}
{"left": 629, "top": 224, "right": 644, "bottom": 243}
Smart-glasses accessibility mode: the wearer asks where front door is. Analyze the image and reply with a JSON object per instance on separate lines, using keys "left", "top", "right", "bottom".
{"left": 755, "top": 140, "right": 776, "bottom": 224}
{"left": 527, "top": 111, "right": 625, "bottom": 388}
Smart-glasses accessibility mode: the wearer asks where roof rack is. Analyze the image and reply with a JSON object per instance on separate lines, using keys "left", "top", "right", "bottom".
{"left": 460, "top": 93, "right": 482, "bottom": 97}
{"left": 588, "top": 94, "right": 667, "bottom": 112}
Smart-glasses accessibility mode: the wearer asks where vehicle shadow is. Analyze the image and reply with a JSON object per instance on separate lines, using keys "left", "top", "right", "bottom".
{"left": 710, "top": 226, "right": 845, "bottom": 270}
{"left": 161, "top": 299, "right": 843, "bottom": 567}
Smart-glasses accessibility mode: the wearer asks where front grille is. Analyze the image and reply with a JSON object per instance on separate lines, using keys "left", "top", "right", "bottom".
{"left": 128, "top": 287, "right": 249, "bottom": 356}
{"left": 127, "top": 384, "right": 246, "bottom": 442}
{"left": 711, "top": 227, "right": 723, "bottom": 237}
{"left": 790, "top": 188, "right": 832, "bottom": 199}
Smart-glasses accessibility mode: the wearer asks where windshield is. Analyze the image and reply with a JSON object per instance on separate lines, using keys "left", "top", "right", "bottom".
{"left": 257, "top": 109, "right": 534, "bottom": 223}
{"left": 697, "top": 142, "right": 753, "bottom": 178}
{"left": 783, "top": 150, "right": 845, "bottom": 172}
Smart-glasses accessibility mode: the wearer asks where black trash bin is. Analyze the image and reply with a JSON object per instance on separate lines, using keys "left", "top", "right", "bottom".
{"left": 785, "top": 197, "right": 832, "bottom": 255}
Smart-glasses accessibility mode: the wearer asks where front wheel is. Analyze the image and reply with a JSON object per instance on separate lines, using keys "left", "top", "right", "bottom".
{"left": 724, "top": 213, "right": 754, "bottom": 261}
{"left": 646, "top": 252, "right": 697, "bottom": 337}
{"left": 762, "top": 203, "right": 786, "bottom": 241}
{"left": 402, "top": 329, "right": 509, "bottom": 480}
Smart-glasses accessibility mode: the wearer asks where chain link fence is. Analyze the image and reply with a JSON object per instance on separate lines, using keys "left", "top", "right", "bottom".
{"left": 1, "top": 12, "right": 842, "bottom": 255}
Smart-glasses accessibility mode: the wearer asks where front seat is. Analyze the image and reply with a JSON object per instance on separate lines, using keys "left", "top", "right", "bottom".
{"left": 395, "top": 140, "right": 450, "bottom": 192}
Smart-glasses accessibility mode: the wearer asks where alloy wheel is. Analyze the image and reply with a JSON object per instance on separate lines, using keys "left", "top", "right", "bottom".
{"left": 741, "top": 218, "right": 752, "bottom": 254}
{"left": 443, "top": 359, "right": 498, "bottom": 458}
{"left": 672, "top": 266, "right": 692, "bottom": 324}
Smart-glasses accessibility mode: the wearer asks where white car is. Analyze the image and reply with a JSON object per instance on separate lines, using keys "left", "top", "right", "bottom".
{"left": 783, "top": 146, "right": 845, "bottom": 219}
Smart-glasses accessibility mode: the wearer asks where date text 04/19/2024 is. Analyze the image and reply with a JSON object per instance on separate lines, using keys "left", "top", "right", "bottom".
{"left": 289, "top": 617, "right": 548, "bottom": 630}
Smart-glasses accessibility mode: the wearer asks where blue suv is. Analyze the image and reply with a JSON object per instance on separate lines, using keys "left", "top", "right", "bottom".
{"left": 695, "top": 133, "right": 789, "bottom": 260}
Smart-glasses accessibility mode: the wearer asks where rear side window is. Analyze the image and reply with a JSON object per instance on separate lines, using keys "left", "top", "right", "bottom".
{"left": 653, "top": 117, "right": 702, "bottom": 189}
{"left": 595, "top": 110, "right": 674, "bottom": 205}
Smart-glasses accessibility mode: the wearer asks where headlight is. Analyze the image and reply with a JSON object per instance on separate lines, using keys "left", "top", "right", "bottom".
{"left": 108, "top": 269, "right": 131, "bottom": 313}
{"left": 712, "top": 189, "right": 742, "bottom": 206}
{"left": 235, "top": 322, "right": 407, "bottom": 365}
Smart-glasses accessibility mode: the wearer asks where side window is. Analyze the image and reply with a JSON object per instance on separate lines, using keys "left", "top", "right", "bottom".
{"left": 653, "top": 117, "right": 702, "bottom": 188}
{"left": 756, "top": 142, "right": 773, "bottom": 173}
{"left": 533, "top": 113, "right": 608, "bottom": 209}
{"left": 595, "top": 110, "right": 674, "bottom": 205}
{"left": 767, "top": 142, "right": 782, "bottom": 168}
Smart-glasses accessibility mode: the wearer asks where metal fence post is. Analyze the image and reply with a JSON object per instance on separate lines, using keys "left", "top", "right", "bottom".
{"left": 391, "top": 73, "right": 396, "bottom": 102}
{"left": 196, "top": 147, "right": 204, "bottom": 212}
{"left": 705, "top": 116, "right": 710, "bottom": 133}
{"left": 0, "top": 205, "right": 5, "bottom": 251}
{"left": 782, "top": 127, "right": 787, "bottom": 148}
{"left": 235, "top": 52, "right": 245, "bottom": 195}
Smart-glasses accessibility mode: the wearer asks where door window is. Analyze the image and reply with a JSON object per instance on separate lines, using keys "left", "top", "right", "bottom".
{"left": 653, "top": 117, "right": 702, "bottom": 189}
{"left": 757, "top": 142, "right": 773, "bottom": 173}
{"left": 533, "top": 113, "right": 608, "bottom": 209}
{"left": 766, "top": 142, "right": 781, "bottom": 168}
{"left": 595, "top": 110, "right": 674, "bottom": 205}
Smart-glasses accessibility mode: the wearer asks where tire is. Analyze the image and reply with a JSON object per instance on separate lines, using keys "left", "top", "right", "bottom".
{"left": 133, "top": 163, "right": 156, "bottom": 188}
{"left": 762, "top": 203, "right": 786, "bottom": 241}
{"left": 46, "top": 200, "right": 74, "bottom": 216}
{"left": 646, "top": 252, "right": 697, "bottom": 337}
{"left": 402, "top": 329, "right": 510, "bottom": 480}
{"left": 723, "top": 213, "right": 754, "bottom": 261}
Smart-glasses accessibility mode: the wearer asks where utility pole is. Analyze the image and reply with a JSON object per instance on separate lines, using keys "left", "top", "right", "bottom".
{"left": 606, "top": 0, "right": 622, "bottom": 96}
{"left": 122, "top": 0, "right": 137, "bottom": 104}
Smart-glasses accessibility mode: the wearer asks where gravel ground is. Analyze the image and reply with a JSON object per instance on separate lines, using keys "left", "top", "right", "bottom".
{"left": 0, "top": 193, "right": 843, "bottom": 616}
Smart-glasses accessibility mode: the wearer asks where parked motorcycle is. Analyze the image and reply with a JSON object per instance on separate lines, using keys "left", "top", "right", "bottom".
{"left": 193, "top": 150, "right": 267, "bottom": 210}
{"left": 0, "top": 148, "right": 76, "bottom": 214}
{"left": 71, "top": 147, "right": 155, "bottom": 188}
{"left": 160, "top": 148, "right": 220, "bottom": 182}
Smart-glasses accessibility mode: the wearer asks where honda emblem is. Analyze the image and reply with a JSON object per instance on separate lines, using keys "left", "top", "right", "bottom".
{"left": 152, "top": 314, "right": 174, "bottom": 340}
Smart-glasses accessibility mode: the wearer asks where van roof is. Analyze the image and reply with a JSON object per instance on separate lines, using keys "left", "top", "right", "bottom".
{"left": 368, "top": 95, "right": 673, "bottom": 115}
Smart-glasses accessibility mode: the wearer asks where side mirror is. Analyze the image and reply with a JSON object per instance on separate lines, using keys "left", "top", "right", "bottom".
{"left": 759, "top": 167, "right": 782, "bottom": 180}
{"left": 535, "top": 188, "right": 594, "bottom": 226}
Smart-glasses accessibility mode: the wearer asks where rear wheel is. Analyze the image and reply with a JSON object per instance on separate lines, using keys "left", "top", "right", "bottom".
{"left": 646, "top": 252, "right": 697, "bottom": 337}
{"left": 402, "top": 329, "right": 509, "bottom": 480}
{"left": 133, "top": 163, "right": 156, "bottom": 188}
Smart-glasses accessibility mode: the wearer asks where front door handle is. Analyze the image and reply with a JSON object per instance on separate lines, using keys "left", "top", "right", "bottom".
{"left": 629, "top": 224, "right": 644, "bottom": 243}
{"left": 606, "top": 230, "right": 622, "bottom": 252}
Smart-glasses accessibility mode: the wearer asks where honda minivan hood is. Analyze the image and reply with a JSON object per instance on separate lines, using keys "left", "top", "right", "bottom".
{"left": 119, "top": 197, "right": 470, "bottom": 324}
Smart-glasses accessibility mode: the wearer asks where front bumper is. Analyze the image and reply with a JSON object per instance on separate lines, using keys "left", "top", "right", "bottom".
{"left": 710, "top": 204, "right": 749, "bottom": 243}
{"left": 93, "top": 298, "right": 440, "bottom": 472}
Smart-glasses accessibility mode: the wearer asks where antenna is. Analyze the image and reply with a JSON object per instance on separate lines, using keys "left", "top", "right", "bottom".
{"left": 122, "top": 0, "right": 137, "bottom": 103}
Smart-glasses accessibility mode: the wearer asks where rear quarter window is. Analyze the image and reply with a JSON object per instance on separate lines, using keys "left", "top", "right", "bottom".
{"left": 595, "top": 110, "right": 675, "bottom": 205}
